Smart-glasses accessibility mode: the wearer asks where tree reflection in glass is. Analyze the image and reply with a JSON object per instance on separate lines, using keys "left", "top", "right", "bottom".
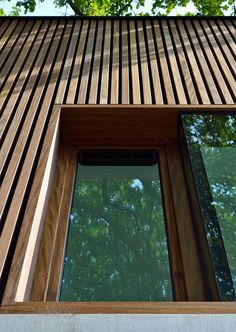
{"left": 182, "top": 114, "right": 236, "bottom": 300}
{"left": 59, "top": 164, "right": 173, "bottom": 301}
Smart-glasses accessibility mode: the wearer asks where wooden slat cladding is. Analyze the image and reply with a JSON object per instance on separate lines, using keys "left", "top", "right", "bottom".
{"left": 0, "top": 17, "right": 235, "bottom": 304}
{"left": 0, "top": 17, "right": 235, "bottom": 110}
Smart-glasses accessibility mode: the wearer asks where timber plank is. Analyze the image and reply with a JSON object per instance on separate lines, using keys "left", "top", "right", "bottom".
{"left": 153, "top": 19, "right": 175, "bottom": 104}
{"left": 0, "top": 21, "right": 33, "bottom": 89}
{"left": 46, "top": 148, "right": 77, "bottom": 301}
{"left": 77, "top": 20, "right": 97, "bottom": 104}
{"left": 110, "top": 20, "right": 119, "bottom": 104}
{"left": 129, "top": 20, "right": 141, "bottom": 104}
{"left": 1, "top": 107, "right": 60, "bottom": 305}
{"left": 55, "top": 20, "right": 78, "bottom": 104}
{"left": 121, "top": 20, "right": 130, "bottom": 104}
{"left": 1, "top": 301, "right": 236, "bottom": 314}
{"left": 0, "top": 20, "right": 18, "bottom": 53}
{"left": 0, "top": 20, "right": 19, "bottom": 59}
{"left": 99, "top": 20, "right": 111, "bottom": 104}
{"left": 0, "top": 21, "right": 57, "bottom": 175}
{"left": 209, "top": 20, "right": 236, "bottom": 78}
{"left": 162, "top": 19, "right": 187, "bottom": 104}
{"left": 193, "top": 20, "right": 233, "bottom": 104}
{"left": 145, "top": 20, "right": 163, "bottom": 104}
{"left": 0, "top": 21, "right": 49, "bottom": 141}
{"left": 169, "top": 20, "right": 198, "bottom": 104}
{"left": 166, "top": 143, "right": 205, "bottom": 300}
{"left": 137, "top": 20, "right": 152, "bottom": 104}
{"left": 176, "top": 20, "right": 209, "bottom": 104}
{"left": 223, "top": 20, "right": 236, "bottom": 44}
{"left": 0, "top": 20, "right": 42, "bottom": 116}
{"left": 184, "top": 20, "right": 222, "bottom": 104}
{"left": 202, "top": 20, "right": 235, "bottom": 103}
{"left": 30, "top": 145, "right": 70, "bottom": 301}
{"left": 88, "top": 20, "right": 103, "bottom": 104}
{"left": 0, "top": 21, "right": 67, "bottom": 287}
{"left": 66, "top": 20, "right": 89, "bottom": 104}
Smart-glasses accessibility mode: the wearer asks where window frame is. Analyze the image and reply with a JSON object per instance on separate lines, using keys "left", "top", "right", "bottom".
{"left": 1, "top": 105, "right": 236, "bottom": 314}
{"left": 29, "top": 105, "right": 204, "bottom": 303}
{"left": 31, "top": 144, "right": 188, "bottom": 302}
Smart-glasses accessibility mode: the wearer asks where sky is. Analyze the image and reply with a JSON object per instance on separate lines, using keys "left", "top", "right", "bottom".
{"left": 2, "top": 0, "right": 199, "bottom": 16}
{"left": 1, "top": 0, "right": 233, "bottom": 16}
{"left": 2, "top": 0, "right": 74, "bottom": 16}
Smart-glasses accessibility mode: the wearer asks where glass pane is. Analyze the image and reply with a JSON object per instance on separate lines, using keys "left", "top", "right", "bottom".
{"left": 59, "top": 163, "right": 173, "bottom": 301}
{"left": 182, "top": 114, "right": 236, "bottom": 300}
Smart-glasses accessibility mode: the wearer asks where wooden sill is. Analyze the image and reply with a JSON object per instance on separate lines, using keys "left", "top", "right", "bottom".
{"left": 0, "top": 302, "right": 236, "bottom": 314}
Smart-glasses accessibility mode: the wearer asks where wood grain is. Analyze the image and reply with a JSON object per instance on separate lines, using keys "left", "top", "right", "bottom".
{"left": 110, "top": 20, "right": 119, "bottom": 104}
{"left": 1, "top": 302, "right": 236, "bottom": 314}
{"left": 129, "top": 20, "right": 141, "bottom": 104}
{"left": 99, "top": 20, "right": 111, "bottom": 104}
{"left": 166, "top": 143, "right": 205, "bottom": 300}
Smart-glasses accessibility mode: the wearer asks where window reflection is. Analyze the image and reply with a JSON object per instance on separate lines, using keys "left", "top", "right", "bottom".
{"left": 182, "top": 114, "right": 236, "bottom": 300}
{"left": 59, "top": 164, "right": 173, "bottom": 301}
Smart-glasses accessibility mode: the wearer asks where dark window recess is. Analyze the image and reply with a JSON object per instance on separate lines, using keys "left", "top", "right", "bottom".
{"left": 79, "top": 150, "right": 158, "bottom": 165}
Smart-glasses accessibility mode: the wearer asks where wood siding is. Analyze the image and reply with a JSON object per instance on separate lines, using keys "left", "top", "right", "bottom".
{"left": 0, "top": 17, "right": 235, "bottom": 304}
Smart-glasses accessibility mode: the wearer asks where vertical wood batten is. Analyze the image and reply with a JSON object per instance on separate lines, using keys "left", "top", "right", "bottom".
{"left": 137, "top": 20, "right": 152, "bottom": 104}
{"left": 184, "top": 20, "right": 222, "bottom": 104}
{"left": 2, "top": 106, "right": 60, "bottom": 305}
{"left": 55, "top": 20, "right": 78, "bottom": 104}
{"left": 0, "top": 21, "right": 57, "bottom": 186}
{"left": 0, "top": 17, "right": 235, "bottom": 304}
{"left": 0, "top": 20, "right": 18, "bottom": 54}
{"left": 110, "top": 20, "right": 119, "bottom": 104}
{"left": 0, "top": 20, "right": 11, "bottom": 40}
{"left": 0, "top": 20, "right": 43, "bottom": 118}
{"left": 99, "top": 20, "right": 111, "bottom": 104}
{"left": 66, "top": 20, "right": 88, "bottom": 104}
{"left": 223, "top": 20, "right": 236, "bottom": 43}
{"left": 77, "top": 20, "right": 96, "bottom": 104}
{"left": 162, "top": 19, "right": 187, "bottom": 104}
{"left": 218, "top": 20, "right": 236, "bottom": 56}
{"left": 0, "top": 20, "right": 67, "bottom": 290}
{"left": 153, "top": 20, "right": 175, "bottom": 104}
{"left": 201, "top": 20, "right": 235, "bottom": 103}
{"left": 169, "top": 20, "right": 198, "bottom": 104}
{"left": 209, "top": 20, "right": 236, "bottom": 79}
{"left": 176, "top": 20, "right": 209, "bottom": 104}
{"left": 88, "top": 20, "right": 103, "bottom": 104}
{"left": 0, "top": 21, "right": 33, "bottom": 89}
{"left": 145, "top": 20, "right": 163, "bottom": 104}
{"left": 193, "top": 20, "right": 233, "bottom": 104}
{"left": 129, "top": 20, "right": 141, "bottom": 104}
{"left": 121, "top": 20, "right": 130, "bottom": 104}
{"left": 0, "top": 21, "right": 25, "bottom": 71}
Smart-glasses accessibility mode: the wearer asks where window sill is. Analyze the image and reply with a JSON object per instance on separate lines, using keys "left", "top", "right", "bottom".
{"left": 1, "top": 302, "right": 236, "bottom": 314}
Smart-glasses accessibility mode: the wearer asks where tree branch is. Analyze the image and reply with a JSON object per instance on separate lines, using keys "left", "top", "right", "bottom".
{"left": 67, "top": 0, "right": 85, "bottom": 16}
{"left": 117, "top": 0, "right": 134, "bottom": 15}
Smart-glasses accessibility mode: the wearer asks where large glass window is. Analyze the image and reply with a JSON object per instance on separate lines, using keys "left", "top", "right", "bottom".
{"left": 59, "top": 151, "right": 173, "bottom": 301}
{"left": 182, "top": 114, "right": 236, "bottom": 300}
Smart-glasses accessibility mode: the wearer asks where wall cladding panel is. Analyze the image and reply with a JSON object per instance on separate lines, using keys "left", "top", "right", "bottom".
{"left": 0, "top": 16, "right": 235, "bottom": 303}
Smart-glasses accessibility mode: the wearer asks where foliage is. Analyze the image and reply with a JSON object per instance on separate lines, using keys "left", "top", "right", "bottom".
{"left": 183, "top": 114, "right": 236, "bottom": 300}
{"left": 60, "top": 165, "right": 172, "bottom": 301}
{"left": 0, "top": 0, "right": 235, "bottom": 16}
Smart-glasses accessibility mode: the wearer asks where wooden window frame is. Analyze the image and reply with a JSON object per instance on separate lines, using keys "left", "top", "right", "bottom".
{"left": 1, "top": 105, "right": 236, "bottom": 314}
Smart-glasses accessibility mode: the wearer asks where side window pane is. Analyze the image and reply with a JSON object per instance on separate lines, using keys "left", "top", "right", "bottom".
{"left": 59, "top": 154, "right": 173, "bottom": 301}
{"left": 182, "top": 114, "right": 236, "bottom": 300}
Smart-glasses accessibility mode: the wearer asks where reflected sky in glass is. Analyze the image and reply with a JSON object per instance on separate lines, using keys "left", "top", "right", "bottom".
{"left": 59, "top": 164, "right": 172, "bottom": 301}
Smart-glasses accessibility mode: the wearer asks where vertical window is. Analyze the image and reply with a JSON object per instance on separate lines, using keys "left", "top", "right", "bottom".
{"left": 182, "top": 114, "right": 236, "bottom": 300}
{"left": 59, "top": 150, "right": 173, "bottom": 301}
